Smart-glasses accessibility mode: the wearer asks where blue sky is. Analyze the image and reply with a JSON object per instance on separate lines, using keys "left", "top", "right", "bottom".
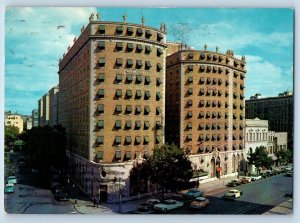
{"left": 5, "top": 7, "right": 294, "bottom": 115}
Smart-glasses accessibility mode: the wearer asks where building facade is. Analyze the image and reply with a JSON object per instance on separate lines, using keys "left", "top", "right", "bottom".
{"left": 245, "top": 91, "right": 293, "bottom": 149}
{"left": 245, "top": 118, "right": 287, "bottom": 172}
{"left": 38, "top": 94, "right": 50, "bottom": 126}
{"left": 165, "top": 46, "right": 247, "bottom": 179}
{"left": 49, "top": 86, "right": 59, "bottom": 126}
{"left": 32, "top": 109, "right": 39, "bottom": 127}
{"left": 58, "top": 15, "right": 167, "bottom": 202}
{"left": 5, "top": 114, "right": 24, "bottom": 133}
{"left": 21, "top": 115, "right": 32, "bottom": 131}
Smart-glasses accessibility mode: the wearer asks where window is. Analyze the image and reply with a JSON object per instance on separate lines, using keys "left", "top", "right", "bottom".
{"left": 135, "top": 136, "right": 141, "bottom": 144}
{"left": 137, "top": 28, "right": 143, "bottom": 36}
{"left": 135, "top": 106, "right": 142, "bottom": 115}
{"left": 144, "top": 136, "right": 150, "bottom": 144}
{"left": 156, "top": 106, "right": 161, "bottom": 115}
{"left": 188, "top": 88, "right": 193, "bottom": 95}
{"left": 115, "top": 120, "right": 122, "bottom": 129}
{"left": 126, "top": 90, "right": 132, "bottom": 99}
{"left": 157, "top": 33, "right": 164, "bottom": 41}
{"left": 157, "top": 63, "right": 162, "bottom": 72}
{"left": 145, "top": 45, "right": 152, "bottom": 54}
{"left": 156, "top": 136, "right": 161, "bottom": 144}
{"left": 136, "top": 75, "right": 142, "bottom": 84}
{"left": 144, "top": 106, "right": 151, "bottom": 115}
{"left": 98, "top": 73, "right": 105, "bottom": 82}
{"left": 157, "top": 48, "right": 163, "bottom": 56}
{"left": 187, "top": 122, "right": 192, "bottom": 130}
{"left": 116, "top": 74, "right": 122, "bottom": 84}
{"left": 125, "top": 121, "right": 132, "bottom": 129}
{"left": 135, "top": 90, "right": 142, "bottom": 99}
{"left": 188, "top": 52, "right": 194, "bottom": 59}
{"left": 187, "top": 111, "right": 193, "bottom": 118}
{"left": 116, "top": 58, "right": 123, "bottom": 67}
{"left": 98, "top": 58, "right": 105, "bottom": 67}
{"left": 145, "top": 30, "right": 152, "bottom": 38}
{"left": 188, "top": 76, "right": 193, "bottom": 84}
{"left": 136, "top": 44, "right": 143, "bottom": 53}
{"left": 98, "top": 89, "right": 104, "bottom": 98}
{"left": 156, "top": 121, "right": 162, "bottom": 130}
{"left": 187, "top": 134, "right": 192, "bottom": 141}
{"left": 144, "top": 91, "right": 151, "bottom": 100}
{"left": 144, "top": 121, "right": 150, "bottom": 130}
{"left": 98, "top": 25, "right": 105, "bottom": 34}
{"left": 98, "top": 41, "right": 105, "bottom": 49}
{"left": 96, "top": 136, "right": 104, "bottom": 145}
{"left": 116, "top": 105, "right": 122, "bottom": 114}
{"left": 97, "top": 104, "right": 104, "bottom": 114}
{"left": 115, "top": 136, "right": 121, "bottom": 145}
{"left": 126, "top": 74, "right": 133, "bottom": 83}
{"left": 136, "top": 60, "right": 143, "bottom": 69}
{"left": 145, "top": 76, "right": 151, "bottom": 85}
{"left": 116, "top": 26, "right": 123, "bottom": 34}
{"left": 126, "top": 59, "right": 133, "bottom": 68}
{"left": 116, "top": 42, "right": 123, "bottom": 51}
{"left": 96, "top": 151, "right": 103, "bottom": 161}
{"left": 126, "top": 105, "right": 132, "bottom": 114}
{"left": 145, "top": 61, "right": 152, "bottom": 70}
{"left": 187, "top": 100, "right": 192, "bottom": 107}
{"left": 127, "top": 27, "right": 134, "bottom": 35}
{"left": 188, "top": 65, "right": 193, "bottom": 71}
{"left": 156, "top": 78, "right": 162, "bottom": 86}
{"left": 135, "top": 121, "right": 141, "bottom": 130}
{"left": 115, "top": 151, "right": 121, "bottom": 160}
{"left": 200, "top": 53, "right": 205, "bottom": 60}
{"left": 116, "top": 89, "right": 122, "bottom": 98}
{"left": 97, "top": 120, "right": 104, "bottom": 129}
{"left": 127, "top": 43, "right": 134, "bottom": 52}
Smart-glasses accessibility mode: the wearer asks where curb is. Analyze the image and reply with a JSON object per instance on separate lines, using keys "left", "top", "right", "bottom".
{"left": 69, "top": 199, "right": 84, "bottom": 214}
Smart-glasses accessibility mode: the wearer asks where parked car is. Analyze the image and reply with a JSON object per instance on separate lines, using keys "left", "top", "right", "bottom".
{"left": 4, "top": 183, "right": 15, "bottom": 193}
{"left": 189, "top": 197, "right": 209, "bottom": 209}
{"left": 185, "top": 188, "right": 205, "bottom": 198}
{"left": 54, "top": 191, "right": 69, "bottom": 201}
{"left": 223, "top": 189, "right": 243, "bottom": 200}
{"left": 240, "top": 177, "right": 251, "bottom": 184}
{"left": 134, "top": 205, "right": 154, "bottom": 214}
{"left": 7, "top": 176, "right": 17, "bottom": 184}
{"left": 285, "top": 171, "right": 293, "bottom": 177}
{"left": 226, "top": 179, "right": 241, "bottom": 187}
{"left": 250, "top": 175, "right": 262, "bottom": 181}
{"left": 138, "top": 199, "right": 160, "bottom": 210}
{"left": 153, "top": 199, "right": 184, "bottom": 212}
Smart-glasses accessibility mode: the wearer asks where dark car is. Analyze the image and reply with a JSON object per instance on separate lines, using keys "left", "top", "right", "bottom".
{"left": 54, "top": 191, "right": 69, "bottom": 201}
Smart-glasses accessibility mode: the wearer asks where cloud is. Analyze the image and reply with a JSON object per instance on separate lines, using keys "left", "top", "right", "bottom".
{"left": 5, "top": 7, "right": 97, "bottom": 114}
{"left": 244, "top": 55, "right": 293, "bottom": 99}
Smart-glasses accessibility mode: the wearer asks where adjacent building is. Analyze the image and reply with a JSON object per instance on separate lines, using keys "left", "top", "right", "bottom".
{"left": 38, "top": 94, "right": 50, "bottom": 126}
{"left": 32, "top": 109, "right": 39, "bottom": 127}
{"left": 245, "top": 118, "right": 288, "bottom": 172}
{"left": 165, "top": 46, "right": 247, "bottom": 178}
{"left": 58, "top": 15, "right": 167, "bottom": 202}
{"left": 245, "top": 91, "right": 293, "bottom": 149}
{"left": 21, "top": 115, "right": 32, "bottom": 131}
{"left": 5, "top": 113, "right": 24, "bottom": 133}
{"left": 49, "top": 86, "right": 59, "bottom": 126}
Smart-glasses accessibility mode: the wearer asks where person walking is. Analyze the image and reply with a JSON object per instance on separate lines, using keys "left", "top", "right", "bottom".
{"left": 93, "top": 197, "right": 96, "bottom": 207}
{"left": 96, "top": 197, "right": 99, "bottom": 207}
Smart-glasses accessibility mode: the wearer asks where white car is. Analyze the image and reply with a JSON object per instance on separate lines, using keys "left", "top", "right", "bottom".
{"left": 223, "top": 189, "right": 243, "bottom": 200}
{"left": 153, "top": 199, "right": 184, "bottom": 212}
{"left": 250, "top": 175, "right": 262, "bottom": 181}
{"left": 7, "top": 176, "right": 17, "bottom": 184}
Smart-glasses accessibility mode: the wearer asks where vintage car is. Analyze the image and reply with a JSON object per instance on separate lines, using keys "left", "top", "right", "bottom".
{"left": 250, "top": 175, "right": 262, "bottom": 181}
{"left": 223, "top": 189, "right": 243, "bottom": 200}
{"left": 153, "top": 199, "right": 184, "bottom": 212}
{"left": 185, "top": 188, "right": 205, "bottom": 198}
{"left": 240, "top": 177, "right": 252, "bottom": 184}
{"left": 189, "top": 197, "right": 209, "bottom": 209}
{"left": 7, "top": 176, "right": 17, "bottom": 185}
{"left": 5, "top": 183, "right": 15, "bottom": 193}
{"left": 138, "top": 199, "right": 161, "bottom": 210}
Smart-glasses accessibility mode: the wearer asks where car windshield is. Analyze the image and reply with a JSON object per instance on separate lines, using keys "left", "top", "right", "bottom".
{"left": 196, "top": 197, "right": 206, "bottom": 201}
{"left": 229, "top": 190, "right": 237, "bottom": 193}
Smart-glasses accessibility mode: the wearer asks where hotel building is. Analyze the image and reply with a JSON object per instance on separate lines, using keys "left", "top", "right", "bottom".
{"left": 58, "top": 15, "right": 166, "bottom": 202}
{"left": 166, "top": 46, "right": 247, "bottom": 178}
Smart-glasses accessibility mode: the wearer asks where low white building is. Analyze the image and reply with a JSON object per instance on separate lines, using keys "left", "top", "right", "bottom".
{"left": 245, "top": 118, "right": 288, "bottom": 173}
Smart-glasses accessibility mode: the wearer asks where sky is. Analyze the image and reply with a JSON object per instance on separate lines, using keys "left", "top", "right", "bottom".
{"left": 5, "top": 7, "right": 294, "bottom": 115}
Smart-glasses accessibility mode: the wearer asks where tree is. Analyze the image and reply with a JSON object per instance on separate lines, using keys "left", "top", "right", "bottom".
{"left": 247, "top": 146, "right": 273, "bottom": 174}
{"left": 276, "top": 149, "right": 292, "bottom": 165}
{"left": 23, "top": 125, "right": 67, "bottom": 171}
{"left": 129, "top": 160, "right": 152, "bottom": 196}
{"left": 4, "top": 125, "right": 20, "bottom": 147}
{"left": 148, "top": 144, "right": 193, "bottom": 199}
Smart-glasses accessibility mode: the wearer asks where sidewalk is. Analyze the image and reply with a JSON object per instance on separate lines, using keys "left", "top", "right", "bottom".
{"left": 69, "top": 176, "right": 237, "bottom": 214}
{"left": 262, "top": 199, "right": 293, "bottom": 215}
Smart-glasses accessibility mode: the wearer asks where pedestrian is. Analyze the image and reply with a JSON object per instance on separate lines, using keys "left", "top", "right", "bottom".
{"left": 93, "top": 197, "right": 96, "bottom": 207}
{"left": 96, "top": 197, "right": 99, "bottom": 207}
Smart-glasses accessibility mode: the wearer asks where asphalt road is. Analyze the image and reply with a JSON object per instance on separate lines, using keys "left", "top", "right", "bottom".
{"left": 5, "top": 152, "right": 77, "bottom": 214}
{"left": 162, "top": 174, "right": 293, "bottom": 214}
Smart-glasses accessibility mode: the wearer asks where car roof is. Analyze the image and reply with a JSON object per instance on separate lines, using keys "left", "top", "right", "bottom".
{"left": 6, "top": 183, "right": 14, "bottom": 187}
{"left": 229, "top": 189, "right": 239, "bottom": 192}
{"left": 8, "top": 176, "right": 16, "bottom": 179}
{"left": 195, "top": 197, "right": 206, "bottom": 201}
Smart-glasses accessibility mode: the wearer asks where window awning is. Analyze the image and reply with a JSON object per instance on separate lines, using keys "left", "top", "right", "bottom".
{"left": 127, "top": 43, "right": 133, "bottom": 49}
{"left": 156, "top": 106, "right": 161, "bottom": 114}
{"left": 206, "top": 135, "right": 211, "bottom": 140}
{"left": 97, "top": 120, "right": 104, "bottom": 128}
{"left": 98, "top": 73, "right": 105, "bottom": 81}
{"left": 145, "top": 76, "right": 151, "bottom": 84}
{"left": 145, "top": 61, "right": 152, "bottom": 68}
{"left": 144, "top": 136, "right": 149, "bottom": 142}
{"left": 136, "top": 75, "right": 142, "bottom": 83}
{"left": 188, "top": 88, "right": 193, "bottom": 94}
{"left": 126, "top": 121, "right": 132, "bottom": 128}
{"left": 188, "top": 111, "right": 192, "bottom": 117}
{"left": 116, "top": 105, "right": 122, "bottom": 112}
{"left": 187, "top": 100, "right": 192, "bottom": 106}
{"left": 188, "top": 52, "right": 194, "bottom": 59}
{"left": 187, "top": 134, "right": 192, "bottom": 140}
{"left": 127, "top": 59, "right": 133, "bottom": 67}
{"left": 206, "top": 100, "right": 211, "bottom": 106}
{"left": 145, "top": 106, "right": 151, "bottom": 113}
{"left": 156, "top": 121, "right": 162, "bottom": 129}
{"left": 188, "top": 65, "right": 193, "bottom": 71}
{"left": 125, "top": 136, "right": 132, "bottom": 143}
{"left": 135, "top": 106, "right": 142, "bottom": 113}
{"left": 199, "top": 134, "right": 204, "bottom": 140}
{"left": 135, "top": 90, "right": 142, "bottom": 98}
{"left": 199, "top": 123, "right": 205, "bottom": 129}
{"left": 187, "top": 123, "right": 192, "bottom": 129}
{"left": 135, "top": 121, "right": 141, "bottom": 128}
{"left": 98, "top": 41, "right": 105, "bottom": 49}
{"left": 157, "top": 78, "right": 162, "bottom": 85}
{"left": 157, "top": 63, "right": 162, "bottom": 71}
{"left": 145, "top": 30, "right": 152, "bottom": 37}
{"left": 116, "top": 74, "right": 122, "bottom": 81}
{"left": 115, "top": 120, "right": 121, "bottom": 128}
{"left": 144, "top": 121, "right": 150, "bottom": 128}
{"left": 188, "top": 76, "right": 193, "bottom": 83}
{"left": 136, "top": 136, "right": 141, "bottom": 143}
{"left": 115, "top": 150, "right": 121, "bottom": 159}
{"left": 200, "top": 53, "right": 205, "bottom": 59}
{"left": 199, "top": 111, "right": 204, "bottom": 117}
{"left": 126, "top": 151, "right": 131, "bottom": 159}
{"left": 126, "top": 105, "right": 132, "bottom": 112}
{"left": 116, "top": 42, "right": 123, "bottom": 49}
{"left": 213, "top": 66, "right": 218, "bottom": 72}
{"left": 127, "top": 27, "right": 133, "bottom": 34}
{"left": 145, "top": 45, "right": 152, "bottom": 52}
{"left": 98, "top": 58, "right": 105, "bottom": 65}
{"left": 207, "top": 66, "right": 211, "bottom": 72}
{"left": 206, "top": 123, "right": 210, "bottom": 129}
{"left": 116, "top": 26, "right": 123, "bottom": 33}
{"left": 97, "top": 104, "right": 104, "bottom": 112}
{"left": 116, "top": 89, "right": 122, "bottom": 97}
{"left": 126, "top": 90, "right": 132, "bottom": 98}
{"left": 116, "top": 58, "right": 123, "bottom": 66}
{"left": 137, "top": 44, "right": 143, "bottom": 51}
{"left": 98, "top": 89, "right": 104, "bottom": 96}
{"left": 145, "top": 91, "right": 151, "bottom": 98}
{"left": 200, "top": 65, "right": 205, "bottom": 71}
{"left": 212, "top": 112, "right": 217, "bottom": 118}
{"left": 200, "top": 89, "right": 205, "bottom": 94}
{"left": 96, "top": 151, "right": 103, "bottom": 159}
{"left": 156, "top": 136, "right": 161, "bottom": 143}
{"left": 156, "top": 92, "right": 162, "bottom": 100}
{"left": 98, "top": 25, "right": 105, "bottom": 32}
{"left": 218, "top": 67, "right": 223, "bottom": 72}
{"left": 157, "top": 33, "right": 163, "bottom": 41}
{"left": 233, "top": 144, "right": 238, "bottom": 150}
{"left": 157, "top": 48, "right": 163, "bottom": 55}
{"left": 137, "top": 28, "right": 143, "bottom": 35}
{"left": 115, "top": 136, "right": 121, "bottom": 143}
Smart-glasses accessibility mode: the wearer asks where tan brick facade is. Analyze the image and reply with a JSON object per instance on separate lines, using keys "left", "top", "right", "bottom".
{"left": 166, "top": 48, "right": 246, "bottom": 177}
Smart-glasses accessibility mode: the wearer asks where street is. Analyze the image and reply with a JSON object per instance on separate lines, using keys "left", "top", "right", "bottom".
{"left": 5, "top": 152, "right": 77, "bottom": 214}
{"left": 161, "top": 174, "right": 292, "bottom": 214}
